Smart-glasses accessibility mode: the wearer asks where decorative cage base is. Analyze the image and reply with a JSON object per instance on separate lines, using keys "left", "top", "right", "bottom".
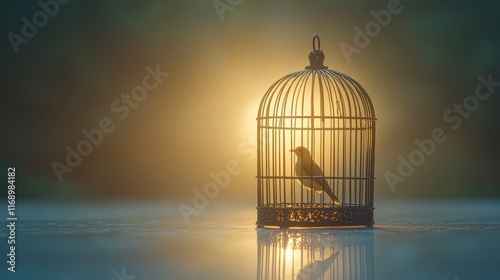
{"left": 256, "top": 204, "right": 374, "bottom": 228}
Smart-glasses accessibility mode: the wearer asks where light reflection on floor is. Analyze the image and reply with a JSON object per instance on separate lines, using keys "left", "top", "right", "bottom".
{"left": 257, "top": 228, "right": 374, "bottom": 280}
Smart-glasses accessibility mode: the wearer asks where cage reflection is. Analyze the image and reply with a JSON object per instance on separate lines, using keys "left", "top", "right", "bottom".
{"left": 257, "top": 228, "right": 374, "bottom": 280}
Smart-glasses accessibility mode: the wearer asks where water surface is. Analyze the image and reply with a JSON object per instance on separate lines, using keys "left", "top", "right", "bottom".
{"left": 1, "top": 200, "right": 499, "bottom": 279}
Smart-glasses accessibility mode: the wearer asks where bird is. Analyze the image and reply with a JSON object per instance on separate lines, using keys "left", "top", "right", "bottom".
{"left": 290, "top": 146, "right": 341, "bottom": 206}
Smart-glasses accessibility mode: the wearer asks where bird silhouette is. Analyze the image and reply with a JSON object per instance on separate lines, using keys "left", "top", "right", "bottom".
{"left": 290, "top": 146, "right": 341, "bottom": 206}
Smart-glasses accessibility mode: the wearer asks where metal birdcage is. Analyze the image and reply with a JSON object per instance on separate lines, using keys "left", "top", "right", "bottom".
{"left": 256, "top": 35, "right": 376, "bottom": 227}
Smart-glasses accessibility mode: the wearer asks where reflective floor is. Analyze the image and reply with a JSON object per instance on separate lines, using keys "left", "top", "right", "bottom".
{"left": 1, "top": 200, "right": 499, "bottom": 279}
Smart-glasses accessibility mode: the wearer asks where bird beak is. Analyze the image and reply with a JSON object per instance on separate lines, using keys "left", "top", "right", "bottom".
{"left": 289, "top": 149, "right": 295, "bottom": 152}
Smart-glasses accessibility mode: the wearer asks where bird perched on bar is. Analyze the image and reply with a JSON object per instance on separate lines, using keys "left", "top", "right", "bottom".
{"left": 290, "top": 146, "right": 341, "bottom": 206}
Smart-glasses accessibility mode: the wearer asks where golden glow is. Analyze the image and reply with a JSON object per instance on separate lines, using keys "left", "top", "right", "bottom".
{"left": 240, "top": 94, "right": 261, "bottom": 137}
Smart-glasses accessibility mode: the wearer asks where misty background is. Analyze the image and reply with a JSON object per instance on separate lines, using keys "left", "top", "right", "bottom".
{"left": 1, "top": 0, "right": 499, "bottom": 203}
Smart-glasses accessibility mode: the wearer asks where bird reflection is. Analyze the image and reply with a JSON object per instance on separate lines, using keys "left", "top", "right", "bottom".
{"left": 257, "top": 228, "right": 374, "bottom": 280}
{"left": 296, "top": 247, "right": 340, "bottom": 280}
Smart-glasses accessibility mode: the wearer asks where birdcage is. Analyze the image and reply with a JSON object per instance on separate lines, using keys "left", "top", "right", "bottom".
{"left": 256, "top": 35, "right": 376, "bottom": 227}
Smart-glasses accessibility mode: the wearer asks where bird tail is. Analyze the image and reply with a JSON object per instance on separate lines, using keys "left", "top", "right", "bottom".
{"left": 324, "top": 187, "right": 341, "bottom": 206}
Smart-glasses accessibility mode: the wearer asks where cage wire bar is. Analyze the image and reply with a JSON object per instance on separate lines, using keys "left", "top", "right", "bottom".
{"left": 256, "top": 35, "right": 376, "bottom": 227}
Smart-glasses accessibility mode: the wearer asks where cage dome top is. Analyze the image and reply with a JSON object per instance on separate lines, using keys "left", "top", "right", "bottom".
{"left": 258, "top": 34, "right": 375, "bottom": 121}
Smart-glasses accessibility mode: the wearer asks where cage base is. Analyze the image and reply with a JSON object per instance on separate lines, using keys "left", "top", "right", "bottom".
{"left": 256, "top": 206, "right": 374, "bottom": 228}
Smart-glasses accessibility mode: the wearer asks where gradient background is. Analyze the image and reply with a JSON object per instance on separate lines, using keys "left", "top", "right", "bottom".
{"left": 1, "top": 0, "right": 499, "bottom": 207}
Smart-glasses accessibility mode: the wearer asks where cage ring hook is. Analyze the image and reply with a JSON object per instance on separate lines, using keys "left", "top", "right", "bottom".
{"left": 312, "top": 34, "right": 320, "bottom": 51}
